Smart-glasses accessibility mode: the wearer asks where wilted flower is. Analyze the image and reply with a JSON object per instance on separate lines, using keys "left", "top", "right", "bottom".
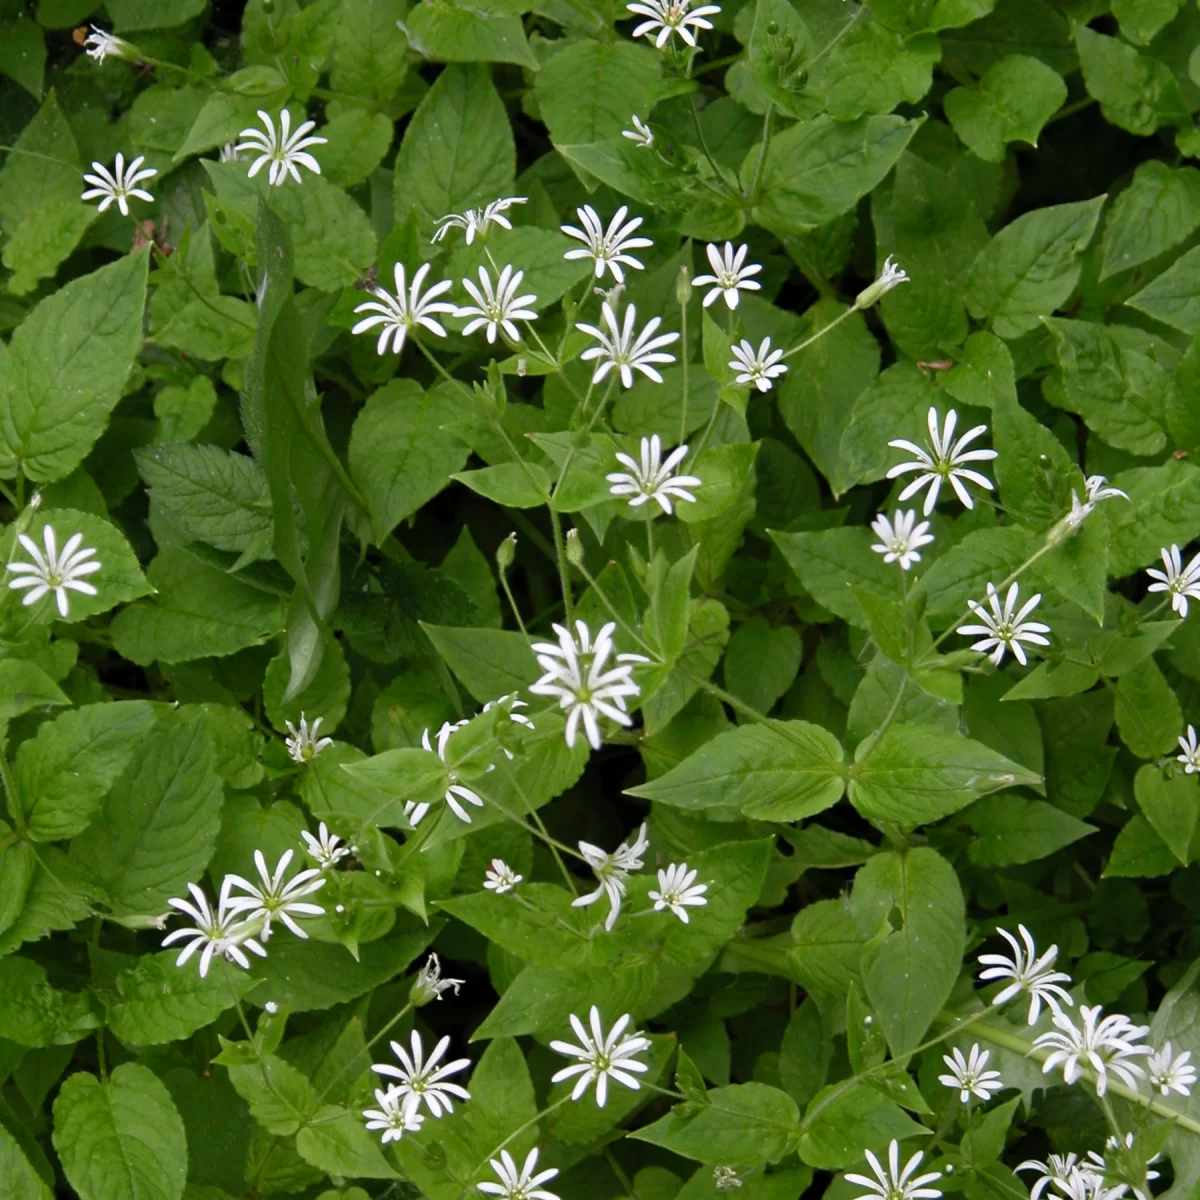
{"left": 81, "top": 153, "right": 156, "bottom": 216}
{"left": 484, "top": 859, "right": 522, "bottom": 893}
{"left": 957, "top": 582, "right": 1051, "bottom": 667}
{"left": 1147, "top": 1042, "right": 1196, "bottom": 1096}
{"left": 372, "top": 1029, "right": 471, "bottom": 1118}
{"left": 1066, "top": 475, "right": 1129, "bottom": 530}
{"left": 5, "top": 526, "right": 101, "bottom": 618}
{"left": 938, "top": 1044, "right": 1003, "bottom": 1102}
{"left": 82, "top": 26, "right": 133, "bottom": 63}
{"left": 433, "top": 196, "right": 526, "bottom": 245}
{"left": 714, "top": 1167, "right": 744, "bottom": 1191}
{"left": 1033, "top": 1004, "right": 1151, "bottom": 1096}
{"left": 693, "top": 241, "right": 762, "bottom": 309}
{"left": 162, "top": 878, "right": 266, "bottom": 978}
{"left": 562, "top": 204, "right": 653, "bottom": 283}
{"left": 574, "top": 823, "right": 649, "bottom": 931}
{"left": 550, "top": 1007, "right": 651, "bottom": 1105}
{"left": 729, "top": 337, "right": 787, "bottom": 391}
{"left": 977, "top": 924, "right": 1073, "bottom": 1024}
{"left": 363, "top": 1086, "right": 425, "bottom": 1143}
{"left": 235, "top": 109, "right": 326, "bottom": 186}
{"left": 855, "top": 255, "right": 909, "bottom": 309}
{"left": 477, "top": 1148, "right": 560, "bottom": 1200}
{"left": 845, "top": 1140, "right": 943, "bottom": 1200}
{"left": 223, "top": 849, "right": 325, "bottom": 940}
{"left": 870, "top": 510, "right": 933, "bottom": 572}
{"left": 887, "top": 407, "right": 998, "bottom": 515}
{"left": 649, "top": 862, "right": 708, "bottom": 923}
{"left": 626, "top": 0, "right": 721, "bottom": 47}
{"left": 457, "top": 265, "right": 538, "bottom": 343}
{"left": 606, "top": 435, "right": 701, "bottom": 515}
{"left": 352, "top": 262, "right": 456, "bottom": 355}
{"left": 410, "top": 952, "right": 465, "bottom": 1006}
{"left": 284, "top": 713, "right": 333, "bottom": 762}
{"left": 1147, "top": 544, "right": 1200, "bottom": 618}
{"left": 622, "top": 116, "right": 655, "bottom": 147}
{"left": 577, "top": 301, "right": 679, "bottom": 388}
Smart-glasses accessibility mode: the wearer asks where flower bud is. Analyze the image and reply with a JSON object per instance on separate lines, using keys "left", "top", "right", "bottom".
{"left": 676, "top": 265, "right": 692, "bottom": 306}
{"left": 565, "top": 528, "right": 584, "bottom": 568}
{"left": 496, "top": 533, "right": 517, "bottom": 573}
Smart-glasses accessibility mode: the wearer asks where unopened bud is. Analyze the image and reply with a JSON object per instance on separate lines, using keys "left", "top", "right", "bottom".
{"left": 676, "top": 265, "right": 692, "bottom": 306}
{"left": 565, "top": 528, "right": 584, "bottom": 568}
{"left": 854, "top": 255, "right": 910, "bottom": 310}
{"left": 497, "top": 533, "right": 517, "bottom": 573}
{"left": 516, "top": 358, "right": 527, "bottom": 377}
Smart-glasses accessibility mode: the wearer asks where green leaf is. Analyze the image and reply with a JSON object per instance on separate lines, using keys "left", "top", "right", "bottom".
{"left": 536, "top": 40, "right": 661, "bottom": 145}
{"left": 1113, "top": 657, "right": 1181, "bottom": 759}
{"left": 53, "top": 1064, "right": 187, "bottom": 1200}
{"left": 965, "top": 793, "right": 1095, "bottom": 866}
{"left": 393, "top": 63, "right": 515, "bottom": 224}
{"left": 0, "top": 16, "right": 46, "bottom": 99}
{"left": 1074, "top": 23, "right": 1188, "bottom": 137}
{"left": 318, "top": 110, "right": 395, "bottom": 189}
{"left": 852, "top": 846, "right": 965, "bottom": 1055}
{"left": 964, "top": 196, "right": 1105, "bottom": 338}
{"left": 748, "top": 0, "right": 812, "bottom": 115}
{"left": 771, "top": 526, "right": 901, "bottom": 627}
{"left": 331, "top": 0, "right": 410, "bottom": 101}
{"left": 1108, "top": 461, "right": 1200, "bottom": 576}
{"left": 0, "top": 659, "right": 68, "bottom": 725}
{"left": 0, "top": 1118, "right": 52, "bottom": 1200}
{"left": 268, "top": 174, "right": 377, "bottom": 293}
{"left": 2, "top": 202, "right": 94, "bottom": 296}
{"left": 0, "top": 250, "right": 149, "bottom": 482}
{"left": 916, "top": 526, "right": 1036, "bottom": 619}
{"left": 1134, "top": 764, "right": 1198, "bottom": 865}
{"left": 0, "top": 92, "right": 79, "bottom": 239}
{"left": 453, "top": 461, "right": 551, "bottom": 508}
{"left": 296, "top": 1107, "right": 398, "bottom": 1179}
{"left": 107, "top": 0, "right": 205, "bottom": 30}
{"left": 405, "top": 0, "right": 537, "bottom": 68}
{"left": 1101, "top": 161, "right": 1200, "bottom": 279}
{"left": 849, "top": 726, "right": 1040, "bottom": 827}
{"left": 797, "top": 1083, "right": 927, "bottom": 1169}
{"left": 0, "top": 955, "right": 98, "bottom": 1046}
{"left": 824, "top": 25, "right": 940, "bottom": 122}
{"left": 225, "top": 1054, "right": 315, "bottom": 1137}
{"left": 1105, "top": 814, "right": 1179, "bottom": 879}
{"left": 422, "top": 625, "right": 537, "bottom": 702}
{"left": 723, "top": 617, "right": 802, "bottom": 713}
{"left": 789, "top": 898, "right": 863, "bottom": 994}
{"left": 156, "top": 296, "right": 257, "bottom": 362}
{"left": 1126, "top": 245, "right": 1200, "bottom": 336}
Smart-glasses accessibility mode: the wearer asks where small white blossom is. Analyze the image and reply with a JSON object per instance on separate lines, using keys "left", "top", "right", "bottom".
{"left": 938, "top": 1044, "right": 1003, "bottom": 1103}
{"left": 410, "top": 952, "right": 465, "bottom": 1006}
{"left": 363, "top": 1086, "right": 425, "bottom": 1143}
{"left": 161, "top": 878, "right": 266, "bottom": 978}
{"left": 978, "top": 924, "right": 1074, "bottom": 1024}
{"left": 372, "top": 1029, "right": 471, "bottom": 1118}
{"left": 649, "top": 862, "right": 708, "bottom": 923}
{"left": 574, "top": 823, "right": 649, "bottom": 931}
{"left": 957, "top": 582, "right": 1051, "bottom": 667}
{"left": 1017, "top": 1154, "right": 1082, "bottom": 1200}
{"left": 1066, "top": 475, "right": 1129, "bottom": 530}
{"left": 855, "top": 255, "right": 909, "bottom": 308}
{"left": 622, "top": 116, "right": 655, "bottom": 147}
{"left": 562, "top": 205, "right": 653, "bottom": 284}
{"left": 577, "top": 301, "right": 679, "bottom": 389}
{"left": 482, "top": 694, "right": 536, "bottom": 729}
{"left": 478, "top": 1148, "right": 560, "bottom": 1200}
{"left": 1148, "top": 1042, "right": 1196, "bottom": 1096}
{"left": 81, "top": 153, "right": 156, "bottom": 217}
{"left": 218, "top": 142, "right": 241, "bottom": 163}
{"left": 887, "top": 407, "right": 998, "bottom": 515}
{"left": 729, "top": 337, "right": 786, "bottom": 391}
{"left": 627, "top": 0, "right": 721, "bottom": 48}
{"left": 224, "top": 849, "right": 326, "bottom": 940}
{"left": 550, "top": 1006, "right": 651, "bottom": 1106}
{"left": 236, "top": 109, "right": 326, "bottom": 187}
{"left": 5, "top": 526, "right": 101, "bottom": 618}
{"left": 423, "top": 720, "right": 485, "bottom": 823}
{"left": 529, "top": 620, "right": 649, "bottom": 750}
{"left": 870, "top": 510, "right": 933, "bottom": 572}
{"left": 352, "top": 262, "right": 456, "bottom": 355}
{"left": 457, "top": 265, "right": 538, "bottom": 344}
{"left": 1054, "top": 1167, "right": 1127, "bottom": 1200}
{"left": 433, "top": 196, "right": 526, "bottom": 245}
{"left": 1033, "top": 1004, "right": 1151, "bottom": 1096}
{"left": 300, "top": 821, "right": 351, "bottom": 869}
{"left": 284, "top": 713, "right": 333, "bottom": 762}
{"left": 714, "top": 1167, "right": 744, "bottom": 1191}
{"left": 405, "top": 799, "right": 431, "bottom": 827}
{"left": 606, "top": 435, "right": 701, "bottom": 515}
{"left": 846, "top": 1140, "right": 943, "bottom": 1200}
{"left": 1147, "top": 544, "right": 1200, "bottom": 618}
{"left": 1178, "top": 725, "right": 1200, "bottom": 773}
{"left": 693, "top": 241, "right": 762, "bottom": 309}
{"left": 82, "top": 26, "right": 133, "bottom": 64}
{"left": 484, "top": 859, "right": 522, "bottom": 893}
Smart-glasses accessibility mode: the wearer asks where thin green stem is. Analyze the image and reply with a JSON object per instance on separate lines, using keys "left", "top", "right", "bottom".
{"left": 470, "top": 1095, "right": 573, "bottom": 1183}
{"left": 687, "top": 97, "right": 735, "bottom": 197}
{"left": 746, "top": 104, "right": 775, "bottom": 203}
{"left": 0, "top": 742, "right": 21, "bottom": 829}
{"left": 548, "top": 511, "right": 574, "bottom": 625}
{"left": 679, "top": 278, "right": 691, "bottom": 446}
{"left": 781, "top": 305, "right": 858, "bottom": 360}
{"left": 308, "top": 1001, "right": 416, "bottom": 1112}
{"left": 500, "top": 571, "right": 530, "bottom": 638}
{"left": 645, "top": 511, "right": 656, "bottom": 561}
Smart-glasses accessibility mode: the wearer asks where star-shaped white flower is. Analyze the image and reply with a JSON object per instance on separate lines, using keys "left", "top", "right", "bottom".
{"left": 870, "top": 510, "right": 933, "bottom": 572}
{"left": 372, "top": 1030, "right": 471, "bottom": 1119}
{"left": 5, "top": 525, "right": 101, "bottom": 618}
{"left": 456, "top": 265, "right": 538, "bottom": 344}
{"left": 577, "top": 301, "right": 679, "bottom": 389}
{"left": 224, "top": 849, "right": 326, "bottom": 940}
{"left": 284, "top": 713, "right": 333, "bottom": 762}
{"left": 82, "top": 26, "right": 133, "bottom": 64}
{"left": 421, "top": 720, "right": 487, "bottom": 823}
{"left": 433, "top": 196, "right": 526, "bottom": 245}
{"left": 622, "top": 116, "right": 654, "bottom": 148}
{"left": 529, "top": 620, "right": 649, "bottom": 750}
{"left": 729, "top": 337, "right": 786, "bottom": 391}
{"left": 1178, "top": 725, "right": 1200, "bottom": 773}
{"left": 562, "top": 204, "right": 653, "bottom": 284}
{"left": 846, "top": 1140, "right": 943, "bottom": 1200}
{"left": 573, "top": 823, "right": 649, "bottom": 931}
{"left": 1147, "top": 544, "right": 1200, "bottom": 617}
{"left": 81, "top": 153, "right": 156, "bottom": 217}
{"left": 352, "top": 262, "right": 456, "bottom": 355}
{"left": 977, "top": 924, "right": 1074, "bottom": 1024}
{"left": 550, "top": 1007, "right": 651, "bottom": 1105}
{"left": 236, "top": 109, "right": 326, "bottom": 186}
{"left": 626, "top": 0, "right": 721, "bottom": 48}
{"left": 958, "top": 582, "right": 1051, "bottom": 667}
{"left": 606, "top": 435, "right": 701, "bottom": 516}
{"left": 693, "top": 241, "right": 762, "bottom": 309}
{"left": 1017, "top": 1154, "right": 1082, "bottom": 1200}
{"left": 363, "top": 1086, "right": 425, "bottom": 1144}
{"left": 1032, "top": 1004, "right": 1151, "bottom": 1096}
{"left": 478, "top": 1148, "right": 560, "bottom": 1200}
{"left": 484, "top": 859, "right": 522, "bottom": 892}
{"left": 887, "top": 407, "right": 998, "bottom": 515}
{"left": 300, "top": 821, "right": 351, "bottom": 869}
{"left": 161, "top": 877, "right": 267, "bottom": 978}
{"left": 938, "top": 1044, "right": 1003, "bottom": 1103}
{"left": 1066, "top": 474, "right": 1129, "bottom": 530}
{"left": 1148, "top": 1042, "right": 1196, "bottom": 1097}
{"left": 649, "top": 862, "right": 708, "bottom": 923}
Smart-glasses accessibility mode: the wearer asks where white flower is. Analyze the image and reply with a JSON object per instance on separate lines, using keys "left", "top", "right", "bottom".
{"left": 478, "top": 1148, "right": 560, "bottom": 1200}
{"left": 5, "top": 526, "right": 101, "bottom": 619}
{"left": 957, "top": 582, "right": 1052, "bottom": 667}
{"left": 887, "top": 407, "right": 998, "bottom": 515}
{"left": 622, "top": 116, "right": 655, "bottom": 148}
{"left": 161, "top": 878, "right": 267, "bottom": 977}
{"left": 1066, "top": 474, "right": 1129, "bottom": 530}
{"left": 1178, "top": 725, "right": 1200, "bottom": 773}
{"left": 224, "top": 849, "right": 326, "bottom": 940}
{"left": 300, "top": 821, "right": 351, "bottom": 869}
{"left": 1054, "top": 1167, "right": 1127, "bottom": 1200}
{"left": 529, "top": 620, "right": 649, "bottom": 750}
{"left": 562, "top": 205, "right": 653, "bottom": 284}
{"left": 714, "top": 1167, "right": 744, "bottom": 1191}
{"left": 1148, "top": 1042, "right": 1196, "bottom": 1096}
{"left": 978, "top": 924, "right": 1074, "bottom": 1024}
{"left": 649, "top": 862, "right": 708, "bottom": 923}
{"left": 284, "top": 713, "right": 333, "bottom": 762}
{"left": 433, "top": 196, "right": 526, "bottom": 245}
{"left": 405, "top": 799, "right": 431, "bottom": 827}
{"left": 410, "top": 951, "right": 465, "bottom": 1005}
{"left": 236, "top": 109, "right": 326, "bottom": 187}
{"left": 456, "top": 265, "right": 538, "bottom": 344}
{"left": 422, "top": 720, "right": 486, "bottom": 823}
{"left": 1147, "top": 544, "right": 1200, "bottom": 618}
{"left": 218, "top": 142, "right": 241, "bottom": 163}
{"left": 550, "top": 1007, "right": 651, "bottom": 1106}
{"left": 729, "top": 337, "right": 786, "bottom": 391}
{"left": 372, "top": 1030, "right": 471, "bottom": 1118}
{"left": 1033, "top": 1004, "right": 1151, "bottom": 1096}
{"left": 573, "top": 823, "right": 649, "bottom": 931}
{"left": 81, "top": 153, "right": 156, "bottom": 217}
{"left": 693, "top": 241, "right": 762, "bottom": 309}
{"left": 577, "top": 301, "right": 679, "bottom": 389}
{"left": 352, "top": 262, "right": 456, "bottom": 355}
{"left": 363, "top": 1086, "right": 425, "bottom": 1144}
{"left": 606, "top": 435, "right": 701, "bottom": 516}
{"left": 627, "top": 0, "right": 722, "bottom": 48}
{"left": 82, "top": 26, "right": 133, "bottom": 64}
{"left": 482, "top": 693, "right": 535, "bottom": 759}
{"left": 870, "top": 510, "right": 933, "bottom": 572}
{"left": 1016, "top": 1154, "right": 1082, "bottom": 1200}
{"left": 855, "top": 255, "right": 910, "bottom": 308}
{"left": 938, "top": 1044, "right": 1003, "bottom": 1103}
{"left": 484, "top": 859, "right": 522, "bottom": 892}
{"left": 845, "top": 1140, "right": 943, "bottom": 1200}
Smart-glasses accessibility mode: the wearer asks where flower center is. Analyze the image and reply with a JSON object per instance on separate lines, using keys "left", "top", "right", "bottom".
{"left": 46, "top": 569, "right": 64, "bottom": 588}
